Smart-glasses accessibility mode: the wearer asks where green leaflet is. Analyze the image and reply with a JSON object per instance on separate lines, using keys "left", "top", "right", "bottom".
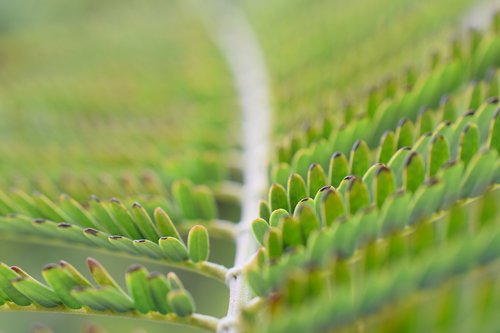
{"left": 265, "top": 228, "right": 283, "bottom": 261}
{"left": 395, "top": 118, "right": 416, "bottom": 148}
{"left": 154, "top": 208, "right": 182, "bottom": 240}
{"left": 188, "top": 225, "right": 210, "bottom": 262}
{"left": 131, "top": 202, "right": 159, "bottom": 241}
{"left": 404, "top": 152, "right": 426, "bottom": 193}
{"left": 269, "top": 209, "right": 290, "bottom": 228}
{"left": 42, "top": 264, "right": 83, "bottom": 309}
{"left": 252, "top": 218, "right": 270, "bottom": 246}
{"left": 168, "top": 289, "right": 195, "bottom": 317}
{"left": 287, "top": 173, "right": 308, "bottom": 213}
{"left": 126, "top": 265, "right": 156, "bottom": 314}
{"left": 346, "top": 177, "right": 370, "bottom": 215}
{"left": 458, "top": 123, "right": 480, "bottom": 165}
{"left": 11, "top": 267, "right": 61, "bottom": 308}
{"left": 329, "top": 152, "right": 349, "bottom": 186}
{"left": 148, "top": 272, "right": 171, "bottom": 314}
{"left": 269, "top": 183, "right": 289, "bottom": 212}
{"left": 428, "top": 134, "right": 450, "bottom": 178}
{"left": 159, "top": 237, "right": 189, "bottom": 262}
{"left": 349, "top": 140, "right": 370, "bottom": 177}
{"left": 307, "top": 163, "right": 328, "bottom": 197}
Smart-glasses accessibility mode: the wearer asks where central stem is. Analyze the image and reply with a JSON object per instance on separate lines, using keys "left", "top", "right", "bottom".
{"left": 188, "top": 1, "right": 271, "bottom": 331}
{"left": 204, "top": 1, "right": 271, "bottom": 332}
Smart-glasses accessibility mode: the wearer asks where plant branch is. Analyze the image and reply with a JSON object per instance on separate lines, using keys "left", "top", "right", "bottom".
{"left": 0, "top": 234, "right": 228, "bottom": 282}
{"left": 1, "top": 304, "right": 219, "bottom": 332}
{"left": 191, "top": 1, "right": 272, "bottom": 332}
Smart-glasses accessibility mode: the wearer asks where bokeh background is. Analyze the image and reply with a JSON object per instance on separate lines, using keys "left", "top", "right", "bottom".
{"left": 0, "top": 0, "right": 494, "bottom": 331}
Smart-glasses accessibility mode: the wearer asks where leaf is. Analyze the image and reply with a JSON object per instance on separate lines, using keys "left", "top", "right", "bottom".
{"left": 377, "top": 130, "right": 397, "bottom": 164}
{"left": 346, "top": 177, "right": 370, "bottom": 215}
{"left": 329, "top": 152, "right": 349, "bottom": 186}
{"left": 287, "top": 173, "right": 308, "bottom": 213}
{"left": 296, "top": 203, "right": 320, "bottom": 241}
{"left": 307, "top": 163, "right": 327, "bottom": 196}
{"left": 0, "top": 263, "right": 32, "bottom": 306}
{"left": 259, "top": 200, "right": 271, "bottom": 221}
{"left": 349, "top": 140, "right": 370, "bottom": 177}
{"left": 188, "top": 225, "right": 210, "bottom": 263}
{"left": 316, "top": 186, "right": 344, "bottom": 226}
{"left": 269, "top": 183, "right": 289, "bottom": 212}
{"left": 11, "top": 267, "right": 61, "bottom": 308}
{"left": 269, "top": 209, "right": 290, "bottom": 228}
{"left": 158, "top": 237, "right": 189, "bottom": 262}
{"left": 252, "top": 218, "right": 270, "bottom": 246}
{"left": 148, "top": 272, "right": 171, "bottom": 314}
{"left": 42, "top": 263, "right": 83, "bottom": 309}
{"left": 126, "top": 265, "right": 156, "bottom": 314}
{"left": 458, "top": 123, "right": 480, "bottom": 165}
{"left": 395, "top": 118, "right": 416, "bottom": 148}
{"left": 428, "top": 134, "right": 450, "bottom": 178}
{"left": 154, "top": 208, "right": 181, "bottom": 241}
{"left": 374, "top": 165, "right": 396, "bottom": 209}
{"left": 280, "top": 216, "right": 303, "bottom": 248}
{"left": 404, "top": 152, "right": 425, "bottom": 193}
{"left": 168, "top": 289, "right": 195, "bottom": 317}
{"left": 172, "top": 180, "right": 196, "bottom": 219}
{"left": 265, "top": 227, "right": 283, "bottom": 261}
{"left": 131, "top": 202, "right": 159, "bottom": 241}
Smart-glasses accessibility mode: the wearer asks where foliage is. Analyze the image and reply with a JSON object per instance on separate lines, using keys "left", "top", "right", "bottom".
{"left": 0, "top": 1, "right": 499, "bottom": 333}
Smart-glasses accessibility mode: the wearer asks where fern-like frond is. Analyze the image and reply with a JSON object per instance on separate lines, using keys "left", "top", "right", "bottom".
{"left": 0, "top": 258, "right": 218, "bottom": 332}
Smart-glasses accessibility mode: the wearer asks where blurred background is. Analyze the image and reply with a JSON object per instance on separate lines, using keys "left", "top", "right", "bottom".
{"left": 0, "top": 0, "right": 494, "bottom": 331}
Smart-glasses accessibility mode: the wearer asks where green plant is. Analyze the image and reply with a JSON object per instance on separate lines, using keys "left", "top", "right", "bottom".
{"left": 0, "top": 1, "right": 499, "bottom": 333}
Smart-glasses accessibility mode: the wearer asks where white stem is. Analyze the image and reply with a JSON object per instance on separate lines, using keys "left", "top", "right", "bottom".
{"left": 461, "top": 0, "right": 500, "bottom": 30}
{"left": 189, "top": 1, "right": 272, "bottom": 332}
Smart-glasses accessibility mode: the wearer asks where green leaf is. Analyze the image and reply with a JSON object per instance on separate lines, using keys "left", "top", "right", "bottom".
{"left": 159, "top": 237, "right": 189, "bottom": 262}
{"left": 131, "top": 202, "right": 159, "bottom": 241}
{"left": 88, "top": 196, "right": 122, "bottom": 235}
{"left": 387, "top": 147, "right": 413, "bottom": 188}
{"left": 428, "top": 134, "right": 450, "bottom": 177}
{"left": 168, "top": 289, "right": 195, "bottom": 317}
{"left": 42, "top": 264, "right": 82, "bottom": 309}
{"left": 458, "top": 123, "right": 480, "bottom": 165}
{"left": 148, "top": 272, "right": 171, "bottom": 314}
{"left": 404, "top": 152, "right": 425, "bottom": 193}
{"left": 349, "top": 140, "right": 370, "bottom": 177}
{"left": 192, "top": 185, "right": 217, "bottom": 220}
{"left": 133, "top": 239, "right": 164, "bottom": 259}
{"left": 375, "top": 165, "right": 396, "bottom": 209}
{"left": 86, "top": 258, "right": 123, "bottom": 290}
{"left": 417, "top": 108, "right": 435, "bottom": 136}
{"left": 154, "top": 208, "right": 181, "bottom": 241}
{"left": 280, "top": 216, "right": 303, "bottom": 248}
{"left": 329, "top": 152, "right": 349, "bottom": 186}
{"left": 0, "top": 263, "right": 32, "bottom": 306}
{"left": 269, "top": 209, "right": 290, "bottom": 228}
{"left": 489, "top": 108, "right": 500, "bottom": 153}
{"left": 59, "top": 194, "right": 98, "bottom": 229}
{"left": 316, "top": 186, "right": 344, "bottom": 226}
{"left": 11, "top": 267, "right": 61, "bottom": 308}
{"left": 377, "top": 130, "right": 397, "bottom": 164}
{"left": 287, "top": 173, "right": 308, "bottom": 213}
{"left": 126, "top": 265, "right": 156, "bottom": 314}
{"left": 269, "top": 183, "right": 289, "bottom": 212}
{"left": 107, "top": 198, "right": 142, "bottom": 240}
{"left": 252, "top": 218, "right": 270, "bottom": 246}
{"left": 296, "top": 204, "right": 320, "bottom": 241}
{"left": 307, "top": 163, "right": 327, "bottom": 196}
{"left": 265, "top": 227, "right": 283, "bottom": 261}
{"left": 395, "top": 118, "right": 416, "bottom": 148}
{"left": 259, "top": 200, "right": 271, "bottom": 221}
{"left": 188, "top": 225, "right": 210, "bottom": 263}
{"left": 346, "top": 177, "right": 370, "bottom": 215}
{"left": 172, "top": 180, "right": 196, "bottom": 219}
